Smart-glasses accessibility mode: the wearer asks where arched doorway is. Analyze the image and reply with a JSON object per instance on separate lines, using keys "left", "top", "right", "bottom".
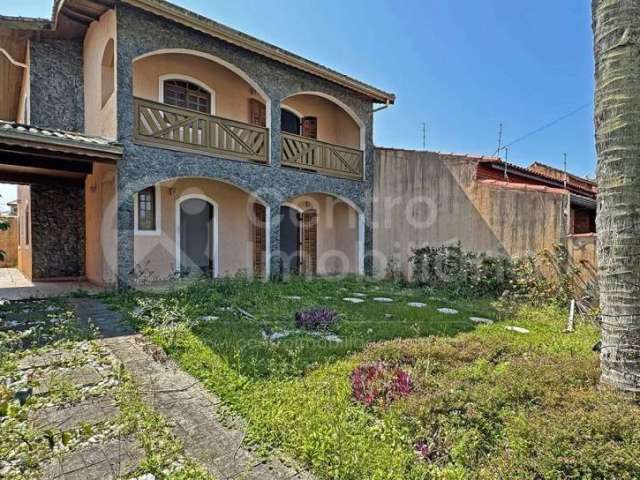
{"left": 281, "top": 193, "right": 363, "bottom": 276}
{"left": 132, "top": 178, "right": 269, "bottom": 282}
{"left": 176, "top": 195, "right": 216, "bottom": 277}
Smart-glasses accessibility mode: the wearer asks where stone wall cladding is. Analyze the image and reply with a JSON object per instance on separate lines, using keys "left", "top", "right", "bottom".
{"left": 31, "top": 184, "right": 85, "bottom": 279}
{"left": 29, "top": 40, "right": 85, "bottom": 132}
{"left": 115, "top": 4, "right": 375, "bottom": 282}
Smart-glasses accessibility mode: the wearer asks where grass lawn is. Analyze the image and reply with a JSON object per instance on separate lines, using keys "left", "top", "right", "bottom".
{"left": 108, "top": 277, "right": 640, "bottom": 480}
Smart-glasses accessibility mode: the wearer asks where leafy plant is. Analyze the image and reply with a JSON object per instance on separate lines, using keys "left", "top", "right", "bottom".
{"left": 294, "top": 308, "right": 339, "bottom": 331}
{"left": 350, "top": 361, "right": 413, "bottom": 408}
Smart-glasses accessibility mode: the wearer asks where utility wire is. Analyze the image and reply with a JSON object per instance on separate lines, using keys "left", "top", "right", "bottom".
{"left": 493, "top": 102, "right": 591, "bottom": 156}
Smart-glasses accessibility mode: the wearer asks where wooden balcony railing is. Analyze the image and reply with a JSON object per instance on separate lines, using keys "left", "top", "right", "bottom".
{"left": 281, "top": 132, "right": 363, "bottom": 180}
{"left": 134, "top": 97, "right": 269, "bottom": 164}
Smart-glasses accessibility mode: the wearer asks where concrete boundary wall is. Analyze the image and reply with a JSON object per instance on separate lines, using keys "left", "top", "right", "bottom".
{"left": 373, "top": 148, "right": 569, "bottom": 278}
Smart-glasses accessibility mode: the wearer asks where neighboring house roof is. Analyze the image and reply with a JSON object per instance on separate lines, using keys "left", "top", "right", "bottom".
{"left": 477, "top": 157, "right": 596, "bottom": 199}
{"left": 2, "top": 0, "right": 395, "bottom": 104}
{"left": 0, "top": 121, "right": 122, "bottom": 161}
{"left": 528, "top": 161, "right": 597, "bottom": 193}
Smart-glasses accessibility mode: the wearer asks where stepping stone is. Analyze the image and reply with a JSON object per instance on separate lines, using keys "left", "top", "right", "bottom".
{"left": 343, "top": 297, "right": 365, "bottom": 304}
{"left": 262, "top": 330, "right": 292, "bottom": 341}
{"left": 30, "top": 396, "right": 118, "bottom": 432}
{"left": 18, "top": 350, "right": 77, "bottom": 370}
{"left": 308, "top": 331, "right": 343, "bottom": 343}
{"left": 437, "top": 308, "right": 459, "bottom": 315}
{"left": 470, "top": 316, "right": 493, "bottom": 324}
{"left": 505, "top": 326, "right": 530, "bottom": 334}
{"left": 33, "top": 366, "right": 105, "bottom": 395}
{"left": 407, "top": 302, "right": 426, "bottom": 308}
{"left": 351, "top": 293, "right": 367, "bottom": 298}
{"left": 373, "top": 297, "right": 393, "bottom": 303}
{"left": 40, "top": 435, "right": 142, "bottom": 480}
{"left": 285, "top": 295, "right": 302, "bottom": 300}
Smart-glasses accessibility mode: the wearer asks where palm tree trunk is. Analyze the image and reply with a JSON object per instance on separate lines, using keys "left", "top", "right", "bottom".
{"left": 593, "top": 0, "right": 640, "bottom": 399}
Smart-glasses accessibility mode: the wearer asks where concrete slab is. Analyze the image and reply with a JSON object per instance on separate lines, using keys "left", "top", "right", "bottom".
{"left": 0, "top": 268, "right": 104, "bottom": 300}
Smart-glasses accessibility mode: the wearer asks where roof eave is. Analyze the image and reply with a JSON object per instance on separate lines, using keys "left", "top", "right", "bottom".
{"left": 0, "top": 15, "right": 52, "bottom": 31}
{"left": 121, "top": 0, "right": 396, "bottom": 104}
{"left": 0, "top": 130, "right": 122, "bottom": 162}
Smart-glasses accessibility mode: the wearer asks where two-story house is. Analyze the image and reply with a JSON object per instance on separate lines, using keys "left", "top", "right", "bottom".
{"left": 0, "top": 0, "right": 394, "bottom": 286}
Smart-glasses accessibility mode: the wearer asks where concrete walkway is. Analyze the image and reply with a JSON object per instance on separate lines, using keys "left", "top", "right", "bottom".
{"left": 70, "top": 298, "right": 312, "bottom": 480}
{"left": 0, "top": 268, "right": 103, "bottom": 300}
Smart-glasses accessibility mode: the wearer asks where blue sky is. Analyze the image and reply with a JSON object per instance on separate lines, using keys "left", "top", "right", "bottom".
{"left": 0, "top": 1, "right": 595, "bottom": 204}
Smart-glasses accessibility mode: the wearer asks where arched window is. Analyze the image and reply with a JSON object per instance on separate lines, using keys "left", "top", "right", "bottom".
{"left": 101, "top": 38, "right": 115, "bottom": 108}
{"left": 163, "top": 79, "right": 211, "bottom": 114}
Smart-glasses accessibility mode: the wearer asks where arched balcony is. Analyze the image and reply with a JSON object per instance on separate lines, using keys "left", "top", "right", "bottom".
{"left": 280, "top": 92, "right": 365, "bottom": 180}
{"left": 132, "top": 49, "right": 270, "bottom": 164}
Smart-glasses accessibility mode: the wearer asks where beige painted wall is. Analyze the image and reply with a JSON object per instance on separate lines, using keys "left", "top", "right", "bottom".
{"left": 84, "top": 9, "right": 117, "bottom": 140}
{"left": 373, "top": 149, "right": 569, "bottom": 278}
{"left": 133, "top": 53, "right": 263, "bottom": 123}
{"left": 16, "top": 185, "right": 32, "bottom": 279}
{"left": 282, "top": 94, "right": 360, "bottom": 149}
{"left": 288, "top": 193, "right": 359, "bottom": 275}
{"left": 133, "top": 178, "right": 262, "bottom": 281}
{"left": 85, "top": 163, "right": 117, "bottom": 286}
{"left": 0, "top": 216, "right": 18, "bottom": 267}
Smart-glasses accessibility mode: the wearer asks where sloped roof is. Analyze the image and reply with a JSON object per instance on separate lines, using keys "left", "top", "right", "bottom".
{"left": 0, "top": 121, "right": 122, "bottom": 160}
{"left": 6, "top": 0, "right": 395, "bottom": 104}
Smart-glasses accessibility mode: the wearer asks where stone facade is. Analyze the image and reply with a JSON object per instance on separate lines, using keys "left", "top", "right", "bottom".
{"left": 115, "top": 4, "right": 375, "bottom": 283}
{"left": 29, "top": 40, "right": 85, "bottom": 132}
{"left": 23, "top": 3, "right": 379, "bottom": 286}
{"left": 31, "top": 184, "right": 85, "bottom": 278}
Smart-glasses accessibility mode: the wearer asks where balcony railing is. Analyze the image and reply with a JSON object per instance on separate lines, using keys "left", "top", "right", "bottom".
{"left": 134, "top": 97, "right": 269, "bottom": 164}
{"left": 281, "top": 132, "right": 363, "bottom": 180}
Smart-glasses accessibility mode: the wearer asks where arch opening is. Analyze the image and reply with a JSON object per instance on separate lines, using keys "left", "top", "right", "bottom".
{"left": 281, "top": 92, "right": 364, "bottom": 150}
{"left": 132, "top": 177, "right": 270, "bottom": 283}
{"left": 133, "top": 49, "right": 270, "bottom": 126}
{"left": 281, "top": 192, "right": 364, "bottom": 276}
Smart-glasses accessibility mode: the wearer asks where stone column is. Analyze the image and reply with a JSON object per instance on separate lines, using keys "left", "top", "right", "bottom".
{"left": 267, "top": 199, "right": 282, "bottom": 279}
{"left": 117, "top": 191, "right": 135, "bottom": 288}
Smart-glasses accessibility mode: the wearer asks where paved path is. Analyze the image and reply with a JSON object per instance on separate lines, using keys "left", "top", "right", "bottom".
{"left": 70, "top": 298, "right": 311, "bottom": 480}
{"left": 0, "top": 268, "right": 103, "bottom": 300}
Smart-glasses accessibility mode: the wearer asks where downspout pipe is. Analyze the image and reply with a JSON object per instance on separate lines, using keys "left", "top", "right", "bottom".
{"left": 0, "top": 48, "right": 27, "bottom": 69}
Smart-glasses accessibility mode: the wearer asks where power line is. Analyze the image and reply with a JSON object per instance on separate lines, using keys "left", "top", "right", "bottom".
{"left": 493, "top": 102, "right": 591, "bottom": 156}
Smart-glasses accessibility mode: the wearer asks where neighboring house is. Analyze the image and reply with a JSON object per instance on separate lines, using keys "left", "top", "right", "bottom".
{"left": 374, "top": 148, "right": 597, "bottom": 281}
{"left": 0, "top": 0, "right": 394, "bottom": 286}
{"left": 0, "top": 212, "right": 18, "bottom": 268}
{"left": 6, "top": 200, "right": 18, "bottom": 216}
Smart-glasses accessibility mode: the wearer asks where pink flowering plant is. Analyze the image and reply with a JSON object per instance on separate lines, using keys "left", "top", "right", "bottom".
{"left": 350, "top": 361, "right": 413, "bottom": 408}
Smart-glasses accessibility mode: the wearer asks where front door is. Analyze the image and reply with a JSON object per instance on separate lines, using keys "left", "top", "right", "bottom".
{"left": 180, "top": 198, "right": 213, "bottom": 276}
{"left": 301, "top": 210, "right": 317, "bottom": 275}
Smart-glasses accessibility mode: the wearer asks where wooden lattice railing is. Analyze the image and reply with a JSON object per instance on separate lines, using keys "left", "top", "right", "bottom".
{"left": 281, "top": 132, "right": 363, "bottom": 180}
{"left": 134, "top": 97, "right": 269, "bottom": 164}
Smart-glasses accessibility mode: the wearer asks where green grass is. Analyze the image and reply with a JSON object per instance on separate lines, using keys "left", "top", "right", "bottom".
{"left": 106, "top": 277, "right": 640, "bottom": 480}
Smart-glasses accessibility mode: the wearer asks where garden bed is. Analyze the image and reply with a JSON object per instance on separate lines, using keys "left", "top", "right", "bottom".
{"left": 108, "top": 277, "right": 640, "bottom": 480}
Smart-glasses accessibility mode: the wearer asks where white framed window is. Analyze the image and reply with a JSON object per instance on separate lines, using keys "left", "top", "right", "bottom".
{"left": 134, "top": 185, "right": 161, "bottom": 236}
{"left": 158, "top": 74, "right": 216, "bottom": 115}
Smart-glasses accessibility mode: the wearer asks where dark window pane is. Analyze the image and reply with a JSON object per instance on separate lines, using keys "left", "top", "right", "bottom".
{"left": 138, "top": 186, "right": 156, "bottom": 231}
{"left": 281, "top": 108, "right": 301, "bottom": 134}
